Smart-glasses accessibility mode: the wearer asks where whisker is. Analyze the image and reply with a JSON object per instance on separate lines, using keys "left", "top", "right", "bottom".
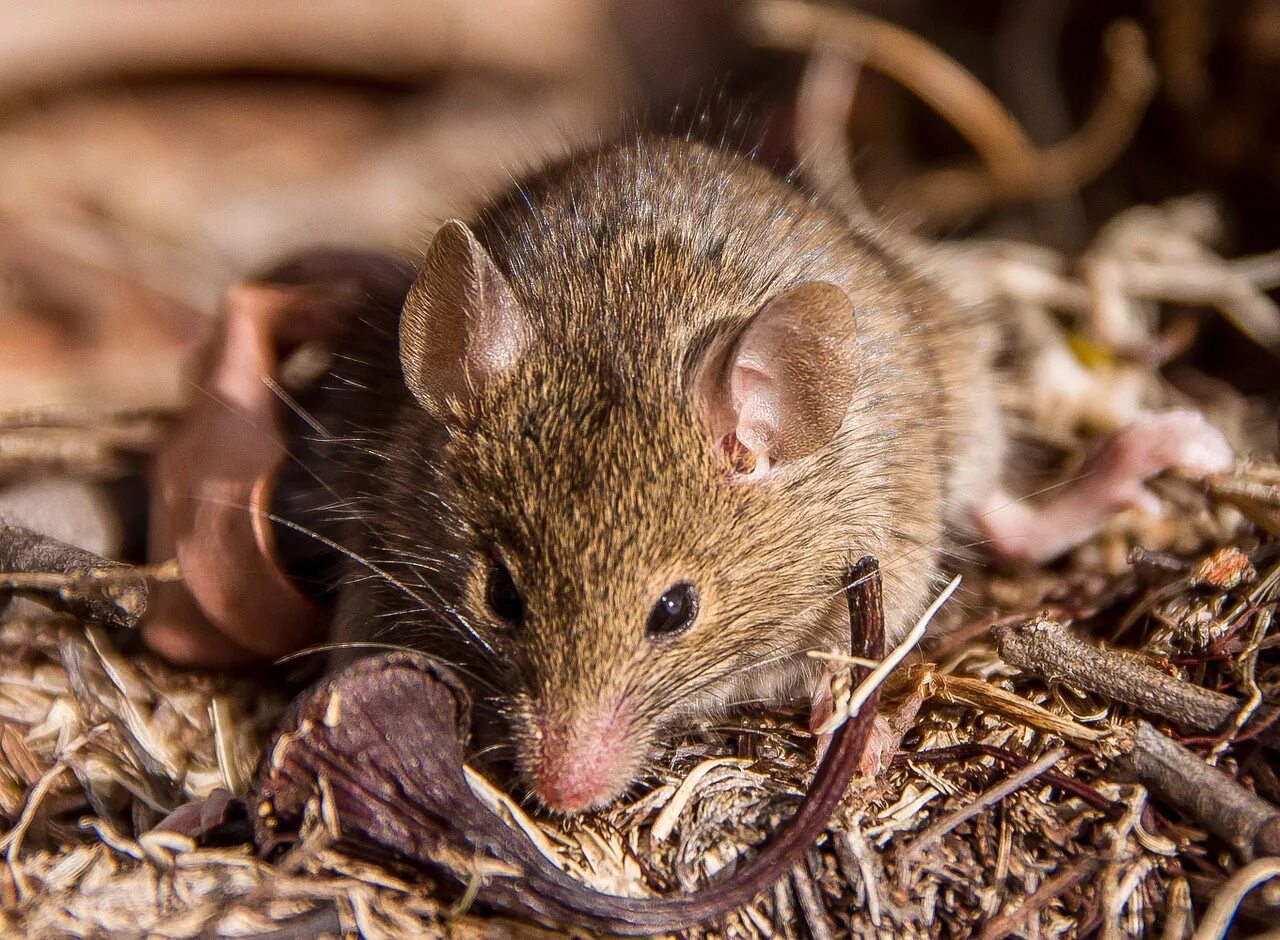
{"left": 187, "top": 492, "right": 498, "bottom": 662}
{"left": 261, "top": 373, "right": 332, "bottom": 438}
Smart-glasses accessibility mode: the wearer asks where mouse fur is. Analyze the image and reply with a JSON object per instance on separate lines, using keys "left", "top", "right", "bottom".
{"left": 321, "top": 136, "right": 1003, "bottom": 813}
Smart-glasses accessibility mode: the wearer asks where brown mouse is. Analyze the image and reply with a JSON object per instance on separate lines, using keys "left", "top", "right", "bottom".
{"left": 309, "top": 137, "right": 1005, "bottom": 814}
{"left": 161, "top": 136, "right": 1231, "bottom": 812}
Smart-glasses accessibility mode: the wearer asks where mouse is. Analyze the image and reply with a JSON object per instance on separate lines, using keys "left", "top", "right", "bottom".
{"left": 290, "top": 137, "right": 997, "bottom": 814}
{"left": 151, "top": 135, "right": 1235, "bottom": 813}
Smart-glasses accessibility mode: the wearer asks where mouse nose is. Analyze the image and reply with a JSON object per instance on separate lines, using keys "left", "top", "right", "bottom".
{"left": 527, "top": 704, "right": 638, "bottom": 814}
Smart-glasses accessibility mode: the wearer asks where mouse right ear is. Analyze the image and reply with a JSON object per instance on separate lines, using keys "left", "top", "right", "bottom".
{"left": 400, "top": 220, "right": 528, "bottom": 417}
{"left": 700, "top": 281, "right": 859, "bottom": 479}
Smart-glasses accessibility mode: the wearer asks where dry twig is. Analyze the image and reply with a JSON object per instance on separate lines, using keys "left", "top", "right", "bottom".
{"left": 0, "top": 522, "right": 150, "bottom": 630}
{"left": 0, "top": 0, "right": 614, "bottom": 102}
{"left": 746, "top": 1, "right": 1156, "bottom": 223}
{"left": 1118, "top": 721, "right": 1280, "bottom": 860}
{"left": 1191, "top": 857, "right": 1280, "bottom": 940}
{"left": 996, "top": 617, "right": 1278, "bottom": 743}
{"left": 977, "top": 854, "right": 1104, "bottom": 940}
{"left": 898, "top": 747, "right": 1068, "bottom": 866}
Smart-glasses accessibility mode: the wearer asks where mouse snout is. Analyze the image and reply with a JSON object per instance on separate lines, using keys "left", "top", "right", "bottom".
{"left": 523, "top": 701, "right": 643, "bottom": 814}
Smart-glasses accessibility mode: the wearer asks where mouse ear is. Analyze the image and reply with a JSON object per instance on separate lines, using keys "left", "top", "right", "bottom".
{"left": 701, "top": 281, "right": 859, "bottom": 478}
{"left": 400, "top": 220, "right": 528, "bottom": 416}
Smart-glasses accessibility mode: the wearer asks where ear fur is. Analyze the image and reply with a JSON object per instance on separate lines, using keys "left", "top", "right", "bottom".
{"left": 702, "top": 281, "right": 859, "bottom": 477}
{"left": 400, "top": 220, "right": 527, "bottom": 416}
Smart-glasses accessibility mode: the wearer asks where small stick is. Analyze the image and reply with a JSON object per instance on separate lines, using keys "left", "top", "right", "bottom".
{"left": 0, "top": 521, "right": 150, "bottom": 629}
{"left": 893, "top": 743, "right": 1119, "bottom": 815}
{"left": 744, "top": 0, "right": 1037, "bottom": 181}
{"left": 898, "top": 747, "right": 1068, "bottom": 865}
{"left": 746, "top": 2, "right": 1155, "bottom": 224}
{"left": 1118, "top": 721, "right": 1280, "bottom": 859}
{"left": 995, "top": 617, "right": 1278, "bottom": 743}
{"left": 811, "top": 573, "right": 961, "bottom": 735}
{"left": 0, "top": 0, "right": 606, "bottom": 103}
{"left": 914, "top": 668, "right": 1106, "bottom": 744}
{"left": 791, "top": 855, "right": 836, "bottom": 940}
{"left": 977, "top": 854, "right": 1103, "bottom": 940}
{"left": 831, "top": 827, "right": 889, "bottom": 927}
{"left": 1161, "top": 878, "right": 1192, "bottom": 940}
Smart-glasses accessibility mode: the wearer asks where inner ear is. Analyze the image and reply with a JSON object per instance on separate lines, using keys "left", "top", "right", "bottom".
{"left": 701, "top": 281, "right": 859, "bottom": 476}
{"left": 400, "top": 219, "right": 528, "bottom": 417}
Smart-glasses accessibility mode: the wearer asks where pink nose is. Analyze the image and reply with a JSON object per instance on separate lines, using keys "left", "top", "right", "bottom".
{"left": 529, "top": 706, "right": 635, "bottom": 814}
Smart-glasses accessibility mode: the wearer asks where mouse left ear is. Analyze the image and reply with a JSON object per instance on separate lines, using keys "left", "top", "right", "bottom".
{"left": 400, "top": 220, "right": 528, "bottom": 417}
{"left": 700, "top": 281, "right": 859, "bottom": 478}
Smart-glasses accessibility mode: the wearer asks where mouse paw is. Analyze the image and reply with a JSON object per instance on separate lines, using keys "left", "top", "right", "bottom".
{"left": 809, "top": 667, "right": 836, "bottom": 763}
{"left": 857, "top": 714, "right": 898, "bottom": 778}
{"left": 1085, "top": 409, "right": 1233, "bottom": 512}
{"left": 977, "top": 409, "right": 1234, "bottom": 564}
{"left": 810, "top": 669, "right": 898, "bottom": 775}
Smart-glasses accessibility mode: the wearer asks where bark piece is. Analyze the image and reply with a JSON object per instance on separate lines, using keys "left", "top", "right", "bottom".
{"left": 1117, "top": 721, "right": 1280, "bottom": 859}
{"left": 995, "top": 616, "right": 1277, "bottom": 743}
{"left": 0, "top": 521, "right": 146, "bottom": 629}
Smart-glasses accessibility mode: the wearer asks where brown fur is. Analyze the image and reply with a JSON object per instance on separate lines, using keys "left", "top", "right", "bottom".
{"left": 326, "top": 137, "right": 1002, "bottom": 807}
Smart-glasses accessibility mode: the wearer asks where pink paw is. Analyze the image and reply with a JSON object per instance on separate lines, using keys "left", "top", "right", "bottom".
{"left": 978, "top": 409, "right": 1234, "bottom": 564}
{"left": 1091, "top": 410, "right": 1234, "bottom": 516}
{"left": 809, "top": 668, "right": 898, "bottom": 775}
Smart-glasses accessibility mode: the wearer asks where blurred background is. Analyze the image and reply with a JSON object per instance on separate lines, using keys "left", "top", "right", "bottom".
{"left": 1, "top": 0, "right": 1277, "bottom": 499}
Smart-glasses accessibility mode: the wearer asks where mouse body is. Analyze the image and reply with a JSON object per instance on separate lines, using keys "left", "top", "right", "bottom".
{"left": 313, "top": 137, "right": 1004, "bottom": 813}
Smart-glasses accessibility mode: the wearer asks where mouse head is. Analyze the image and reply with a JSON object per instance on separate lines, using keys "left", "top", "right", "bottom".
{"left": 395, "top": 219, "right": 860, "bottom": 814}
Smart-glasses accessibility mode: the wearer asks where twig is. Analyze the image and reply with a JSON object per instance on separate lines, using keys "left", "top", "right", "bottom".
{"left": 794, "top": 44, "right": 870, "bottom": 223}
{"left": 995, "top": 617, "right": 1278, "bottom": 743}
{"left": 894, "top": 743, "right": 1119, "bottom": 815}
{"left": 912, "top": 667, "right": 1106, "bottom": 744}
{"left": 0, "top": 434, "right": 130, "bottom": 478}
{"left": 905, "top": 21, "right": 1158, "bottom": 224}
{"left": 0, "top": 522, "right": 151, "bottom": 629}
{"left": 790, "top": 855, "right": 836, "bottom": 940}
{"left": 1, "top": 762, "right": 69, "bottom": 897}
{"left": 1118, "top": 722, "right": 1280, "bottom": 859}
{"left": 745, "top": 0, "right": 1037, "bottom": 183}
{"left": 898, "top": 747, "right": 1068, "bottom": 865}
{"left": 1191, "top": 857, "right": 1280, "bottom": 940}
{"left": 1207, "top": 463, "right": 1280, "bottom": 538}
{"left": 650, "top": 757, "right": 751, "bottom": 843}
{"left": 747, "top": 1, "right": 1156, "bottom": 223}
{"left": 811, "top": 573, "right": 961, "bottom": 735}
{"left": 831, "top": 826, "right": 890, "bottom": 927}
{"left": 977, "top": 854, "right": 1103, "bottom": 940}
{"left": 1161, "top": 877, "right": 1192, "bottom": 940}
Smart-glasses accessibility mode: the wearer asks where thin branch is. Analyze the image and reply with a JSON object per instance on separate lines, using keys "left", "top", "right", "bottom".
{"left": 1191, "top": 857, "right": 1280, "bottom": 940}
{"left": 745, "top": 0, "right": 1038, "bottom": 182}
{"left": 1118, "top": 721, "right": 1280, "bottom": 859}
{"left": 0, "top": 522, "right": 153, "bottom": 629}
{"left": 0, "top": 0, "right": 607, "bottom": 103}
{"left": 898, "top": 747, "right": 1068, "bottom": 865}
{"left": 977, "top": 854, "right": 1103, "bottom": 940}
{"left": 746, "top": 1, "right": 1156, "bottom": 223}
{"left": 995, "top": 617, "right": 1278, "bottom": 742}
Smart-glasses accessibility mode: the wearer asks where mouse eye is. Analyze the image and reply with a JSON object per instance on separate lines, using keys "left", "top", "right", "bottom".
{"left": 486, "top": 560, "right": 524, "bottom": 626}
{"left": 646, "top": 582, "right": 699, "bottom": 639}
